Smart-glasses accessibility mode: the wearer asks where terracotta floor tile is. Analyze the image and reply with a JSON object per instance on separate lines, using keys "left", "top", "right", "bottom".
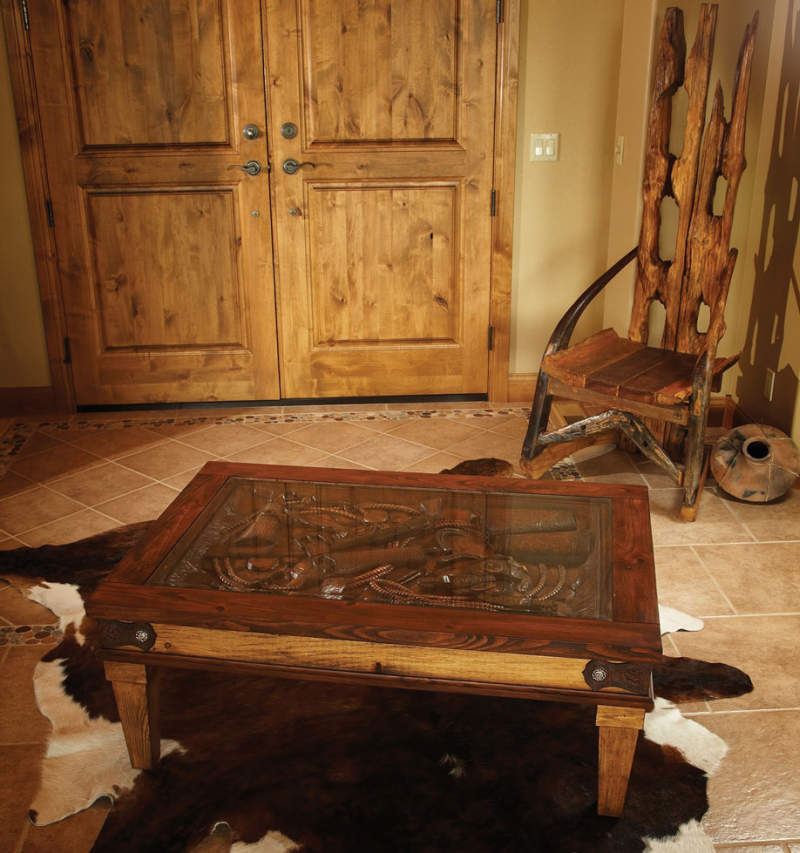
{"left": 161, "top": 465, "right": 206, "bottom": 491}
{"left": 387, "top": 418, "right": 484, "bottom": 450}
{"left": 654, "top": 546, "right": 735, "bottom": 617}
{"left": 444, "top": 430, "right": 524, "bottom": 467}
{"left": 0, "top": 488, "right": 85, "bottom": 537}
{"left": 314, "top": 454, "right": 372, "bottom": 470}
{"left": 693, "top": 542, "right": 800, "bottom": 614}
{"left": 56, "top": 426, "right": 167, "bottom": 459}
{"left": 359, "top": 416, "right": 412, "bottom": 433}
{"left": 9, "top": 443, "right": 104, "bottom": 484}
{"left": 0, "top": 743, "right": 47, "bottom": 853}
{"left": 575, "top": 449, "right": 649, "bottom": 486}
{"left": 0, "top": 585, "right": 58, "bottom": 625}
{"left": 116, "top": 441, "right": 217, "bottom": 479}
{"left": 631, "top": 458, "right": 680, "bottom": 489}
{"left": 286, "top": 421, "right": 379, "bottom": 454}
{"left": 670, "top": 615, "right": 800, "bottom": 711}
{"left": 0, "top": 472, "right": 38, "bottom": 500}
{"left": 484, "top": 415, "right": 529, "bottom": 440}
{"left": 20, "top": 800, "right": 110, "bottom": 853}
{"left": 400, "top": 451, "right": 465, "bottom": 473}
{"left": 723, "top": 489, "right": 800, "bottom": 542}
{"left": 701, "top": 710, "right": 800, "bottom": 844}
{"left": 335, "top": 433, "right": 437, "bottom": 470}
{"left": 96, "top": 483, "right": 180, "bottom": 525}
{"left": 0, "top": 645, "right": 52, "bottom": 745}
{"left": 14, "top": 432, "right": 65, "bottom": 458}
{"left": 46, "top": 462, "right": 155, "bottom": 506}
{"left": 648, "top": 489, "right": 754, "bottom": 547}
{"left": 226, "top": 438, "right": 329, "bottom": 467}
{"left": 250, "top": 421, "right": 309, "bottom": 436}
{"left": 714, "top": 846, "right": 785, "bottom": 852}
{"left": 18, "top": 509, "right": 121, "bottom": 548}
{"left": 176, "top": 423, "right": 271, "bottom": 457}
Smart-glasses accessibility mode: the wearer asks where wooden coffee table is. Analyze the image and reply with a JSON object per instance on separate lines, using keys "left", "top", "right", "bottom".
{"left": 87, "top": 462, "right": 661, "bottom": 816}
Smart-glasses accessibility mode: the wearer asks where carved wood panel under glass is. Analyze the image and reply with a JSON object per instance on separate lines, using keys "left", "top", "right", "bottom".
{"left": 149, "top": 477, "right": 614, "bottom": 620}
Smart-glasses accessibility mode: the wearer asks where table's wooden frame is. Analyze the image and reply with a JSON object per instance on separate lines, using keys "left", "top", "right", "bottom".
{"left": 87, "top": 462, "right": 661, "bottom": 817}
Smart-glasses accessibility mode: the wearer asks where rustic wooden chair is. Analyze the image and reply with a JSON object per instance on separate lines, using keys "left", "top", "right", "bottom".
{"left": 519, "top": 5, "right": 757, "bottom": 521}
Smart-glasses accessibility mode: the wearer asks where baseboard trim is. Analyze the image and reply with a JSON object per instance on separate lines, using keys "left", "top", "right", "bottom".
{"left": 506, "top": 373, "right": 536, "bottom": 403}
{"left": 0, "top": 385, "right": 63, "bottom": 417}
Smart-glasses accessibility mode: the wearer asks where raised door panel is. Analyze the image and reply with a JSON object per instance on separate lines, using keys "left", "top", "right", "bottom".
{"left": 266, "top": 0, "right": 496, "bottom": 398}
{"left": 66, "top": 0, "right": 229, "bottom": 146}
{"left": 301, "top": 0, "right": 458, "bottom": 143}
{"left": 87, "top": 190, "right": 244, "bottom": 349}
{"left": 29, "top": 0, "right": 278, "bottom": 405}
{"left": 307, "top": 184, "right": 459, "bottom": 345}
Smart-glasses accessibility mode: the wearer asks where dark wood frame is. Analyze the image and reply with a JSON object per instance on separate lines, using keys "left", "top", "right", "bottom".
{"left": 1, "top": 1, "right": 520, "bottom": 412}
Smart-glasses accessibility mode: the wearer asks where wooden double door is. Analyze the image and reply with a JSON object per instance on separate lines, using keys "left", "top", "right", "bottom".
{"left": 28, "top": 0, "right": 499, "bottom": 405}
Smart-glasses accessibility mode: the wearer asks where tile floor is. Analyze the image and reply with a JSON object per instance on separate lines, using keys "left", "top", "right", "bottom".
{"left": 0, "top": 403, "right": 798, "bottom": 852}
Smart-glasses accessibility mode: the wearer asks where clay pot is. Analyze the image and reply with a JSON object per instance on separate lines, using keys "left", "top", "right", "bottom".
{"left": 711, "top": 424, "right": 800, "bottom": 502}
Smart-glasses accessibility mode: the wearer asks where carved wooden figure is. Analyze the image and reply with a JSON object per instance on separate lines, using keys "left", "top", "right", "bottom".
{"left": 520, "top": 4, "right": 757, "bottom": 520}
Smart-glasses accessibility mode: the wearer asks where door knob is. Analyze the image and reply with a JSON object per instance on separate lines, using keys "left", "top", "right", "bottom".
{"left": 242, "top": 123, "right": 261, "bottom": 140}
{"left": 282, "top": 158, "right": 315, "bottom": 175}
{"left": 227, "top": 160, "right": 262, "bottom": 176}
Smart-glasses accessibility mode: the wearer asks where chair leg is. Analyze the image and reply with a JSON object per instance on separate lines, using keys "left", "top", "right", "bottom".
{"left": 521, "top": 372, "right": 554, "bottom": 460}
{"left": 680, "top": 370, "right": 712, "bottom": 522}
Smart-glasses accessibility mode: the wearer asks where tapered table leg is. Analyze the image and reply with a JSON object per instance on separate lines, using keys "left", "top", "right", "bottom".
{"left": 104, "top": 661, "right": 161, "bottom": 769}
{"left": 596, "top": 705, "right": 646, "bottom": 816}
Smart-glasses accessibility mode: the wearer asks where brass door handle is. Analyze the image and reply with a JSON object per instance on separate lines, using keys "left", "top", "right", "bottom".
{"left": 282, "top": 158, "right": 315, "bottom": 175}
{"left": 227, "top": 160, "right": 262, "bottom": 176}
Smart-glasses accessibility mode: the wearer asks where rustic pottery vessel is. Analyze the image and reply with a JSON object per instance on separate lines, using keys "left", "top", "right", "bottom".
{"left": 711, "top": 424, "right": 800, "bottom": 502}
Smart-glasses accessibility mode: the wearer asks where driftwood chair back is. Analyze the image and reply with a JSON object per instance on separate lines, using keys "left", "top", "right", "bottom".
{"left": 633, "top": 5, "right": 757, "bottom": 359}
{"left": 520, "top": 4, "right": 758, "bottom": 521}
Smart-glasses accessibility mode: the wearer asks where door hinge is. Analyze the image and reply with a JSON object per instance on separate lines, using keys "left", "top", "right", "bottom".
{"left": 20, "top": 0, "right": 29, "bottom": 32}
{"left": 63, "top": 336, "right": 72, "bottom": 364}
{"left": 496, "top": 0, "right": 504, "bottom": 24}
{"left": 45, "top": 199, "right": 55, "bottom": 228}
{"left": 488, "top": 325, "right": 495, "bottom": 351}
{"left": 490, "top": 189, "right": 497, "bottom": 216}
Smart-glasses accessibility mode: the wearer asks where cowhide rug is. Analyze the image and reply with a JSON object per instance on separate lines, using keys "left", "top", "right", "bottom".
{"left": 0, "top": 525, "right": 752, "bottom": 853}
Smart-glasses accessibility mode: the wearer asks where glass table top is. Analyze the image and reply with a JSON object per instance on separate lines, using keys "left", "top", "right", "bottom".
{"left": 148, "top": 477, "right": 614, "bottom": 619}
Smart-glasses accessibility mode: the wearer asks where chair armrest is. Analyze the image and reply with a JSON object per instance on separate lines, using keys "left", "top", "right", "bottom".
{"left": 543, "top": 248, "right": 638, "bottom": 358}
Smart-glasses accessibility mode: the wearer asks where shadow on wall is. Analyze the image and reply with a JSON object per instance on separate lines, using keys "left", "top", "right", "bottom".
{"left": 736, "top": 1, "right": 800, "bottom": 431}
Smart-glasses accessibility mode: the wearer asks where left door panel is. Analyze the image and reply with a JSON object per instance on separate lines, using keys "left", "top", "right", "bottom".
{"left": 28, "top": 0, "right": 279, "bottom": 404}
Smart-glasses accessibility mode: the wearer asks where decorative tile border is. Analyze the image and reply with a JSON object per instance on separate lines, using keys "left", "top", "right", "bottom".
{"left": 0, "top": 406, "right": 582, "bottom": 481}
{"left": 0, "top": 623, "right": 62, "bottom": 646}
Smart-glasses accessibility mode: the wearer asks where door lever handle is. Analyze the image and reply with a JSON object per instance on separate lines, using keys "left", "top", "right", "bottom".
{"left": 282, "top": 158, "right": 315, "bottom": 175}
{"left": 227, "top": 160, "right": 262, "bottom": 176}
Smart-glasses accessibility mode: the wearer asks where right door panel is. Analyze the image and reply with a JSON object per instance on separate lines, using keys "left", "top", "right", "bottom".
{"left": 264, "top": 0, "right": 498, "bottom": 398}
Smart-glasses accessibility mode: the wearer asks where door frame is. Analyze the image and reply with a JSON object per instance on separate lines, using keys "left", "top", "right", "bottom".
{"left": 2, "top": 0, "right": 519, "bottom": 413}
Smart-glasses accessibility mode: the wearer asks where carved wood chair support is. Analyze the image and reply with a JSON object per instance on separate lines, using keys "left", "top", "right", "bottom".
{"left": 534, "top": 410, "right": 682, "bottom": 484}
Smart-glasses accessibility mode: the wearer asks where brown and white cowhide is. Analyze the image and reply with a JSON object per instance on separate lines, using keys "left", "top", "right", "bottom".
{"left": 1, "top": 526, "right": 752, "bottom": 853}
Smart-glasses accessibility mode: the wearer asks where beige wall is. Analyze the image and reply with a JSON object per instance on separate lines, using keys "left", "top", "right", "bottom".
{"left": 732, "top": 0, "right": 800, "bottom": 441}
{"left": 0, "top": 15, "right": 50, "bottom": 388}
{"left": 510, "top": 0, "right": 625, "bottom": 374}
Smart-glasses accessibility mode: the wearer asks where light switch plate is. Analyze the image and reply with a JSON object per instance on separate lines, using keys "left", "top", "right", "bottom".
{"left": 530, "top": 132, "right": 559, "bottom": 162}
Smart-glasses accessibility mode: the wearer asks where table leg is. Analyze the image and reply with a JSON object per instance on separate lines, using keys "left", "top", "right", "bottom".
{"left": 104, "top": 661, "right": 161, "bottom": 769}
{"left": 595, "top": 705, "right": 646, "bottom": 816}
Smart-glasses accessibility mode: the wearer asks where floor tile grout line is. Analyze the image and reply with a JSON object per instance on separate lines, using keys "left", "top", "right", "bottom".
{"left": 700, "top": 612, "right": 800, "bottom": 618}
{"left": 690, "top": 545, "right": 739, "bottom": 615}
{"left": 684, "top": 706, "right": 800, "bottom": 716}
{"left": 7, "top": 475, "right": 180, "bottom": 540}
